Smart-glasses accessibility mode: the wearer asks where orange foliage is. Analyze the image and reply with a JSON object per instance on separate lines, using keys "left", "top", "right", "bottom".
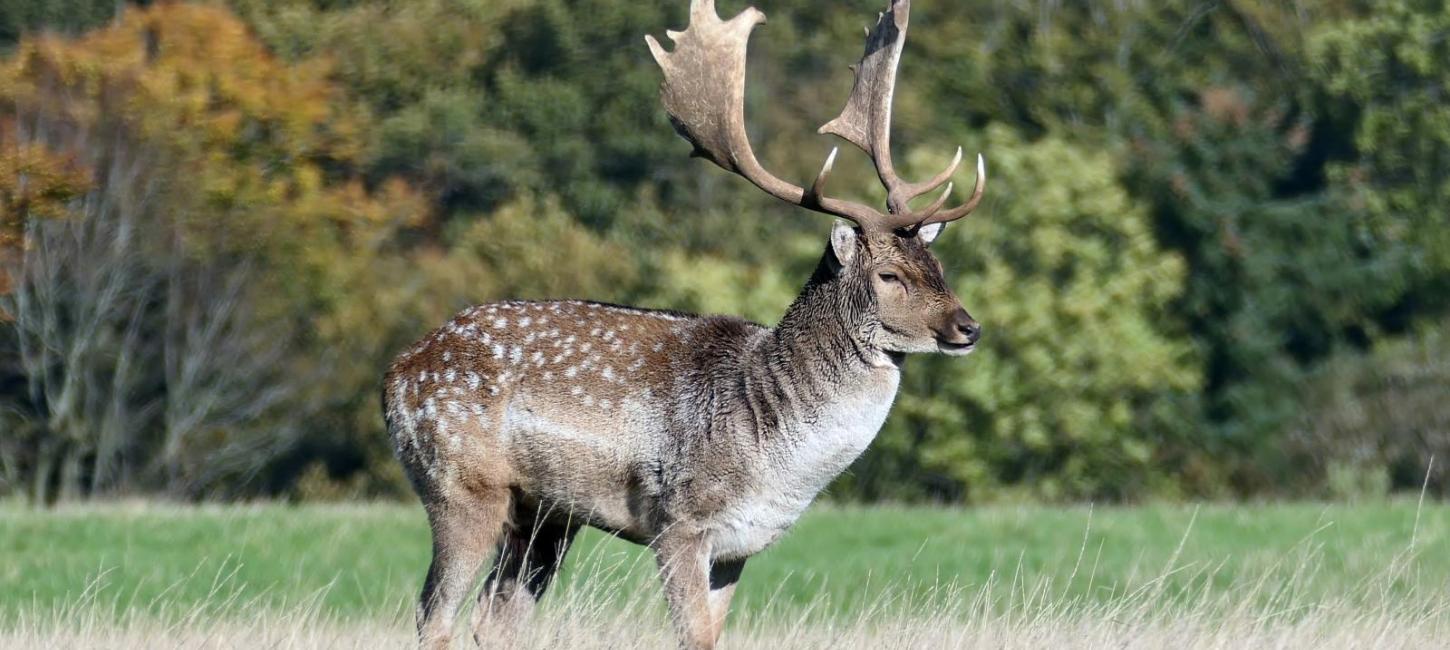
{"left": 0, "top": 119, "right": 90, "bottom": 301}
{"left": 0, "top": 1, "right": 428, "bottom": 293}
{"left": 0, "top": 125, "right": 90, "bottom": 248}
{"left": 1, "top": 2, "right": 423, "bottom": 221}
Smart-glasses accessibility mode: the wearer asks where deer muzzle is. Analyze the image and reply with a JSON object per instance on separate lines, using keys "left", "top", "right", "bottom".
{"left": 935, "top": 307, "right": 980, "bottom": 354}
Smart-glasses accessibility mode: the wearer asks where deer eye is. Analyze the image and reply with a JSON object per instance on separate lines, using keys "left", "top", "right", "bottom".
{"left": 877, "top": 271, "right": 900, "bottom": 284}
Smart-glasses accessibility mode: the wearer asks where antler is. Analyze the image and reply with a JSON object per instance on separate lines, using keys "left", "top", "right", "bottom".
{"left": 820, "top": 0, "right": 985, "bottom": 232}
{"left": 646, "top": 0, "right": 985, "bottom": 236}
{"left": 645, "top": 0, "right": 883, "bottom": 226}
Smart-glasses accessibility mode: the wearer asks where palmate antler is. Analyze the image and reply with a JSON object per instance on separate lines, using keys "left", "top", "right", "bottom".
{"left": 646, "top": 0, "right": 985, "bottom": 236}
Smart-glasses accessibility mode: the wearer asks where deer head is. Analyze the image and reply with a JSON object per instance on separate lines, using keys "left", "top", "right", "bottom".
{"left": 646, "top": 0, "right": 985, "bottom": 355}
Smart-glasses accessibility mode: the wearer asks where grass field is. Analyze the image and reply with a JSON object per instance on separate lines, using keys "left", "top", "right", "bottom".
{"left": 2, "top": 500, "right": 1448, "bottom": 648}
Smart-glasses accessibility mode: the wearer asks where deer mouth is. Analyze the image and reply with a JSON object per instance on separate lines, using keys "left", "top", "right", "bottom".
{"left": 936, "top": 338, "right": 975, "bottom": 355}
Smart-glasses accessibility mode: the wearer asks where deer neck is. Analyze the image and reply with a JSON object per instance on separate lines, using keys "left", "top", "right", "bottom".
{"left": 705, "top": 257, "right": 898, "bottom": 528}
{"left": 772, "top": 257, "right": 895, "bottom": 367}
{"left": 752, "top": 258, "right": 902, "bottom": 439}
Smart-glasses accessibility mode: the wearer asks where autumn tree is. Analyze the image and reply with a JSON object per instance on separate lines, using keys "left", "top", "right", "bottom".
{"left": 0, "top": 3, "right": 423, "bottom": 501}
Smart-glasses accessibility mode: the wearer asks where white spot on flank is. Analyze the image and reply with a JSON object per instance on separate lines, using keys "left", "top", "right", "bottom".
{"left": 652, "top": 342, "right": 664, "bottom": 353}
{"left": 493, "top": 344, "right": 505, "bottom": 359}
{"left": 531, "top": 351, "right": 544, "bottom": 366}
{"left": 445, "top": 369, "right": 456, "bottom": 383}
{"left": 467, "top": 373, "right": 481, "bottom": 390}
{"left": 570, "top": 386, "right": 582, "bottom": 396}
{"left": 602, "top": 366, "right": 615, "bottom": 381}
{"left": 519, "top": 317, "right": 533, "bottom": 327}
{"left": 418, "top": 371, "right": 427, "bottom": 383}
{"left": 582, "top": 395, "right": 594, "bottom": 406}
{"left": 565, "top": 367, "right": 578, "bottom": 378}
{"left": 442, "top": 351, "right": 452, "bottom": 362}
{"left": 510, "top": 346, "right": 523, "bottom": 364}
{"left": 600, "top": 399, "right": 613, "bottom": 409}
{"left": 494, "top": 317, "right": 507, "bottom": 329}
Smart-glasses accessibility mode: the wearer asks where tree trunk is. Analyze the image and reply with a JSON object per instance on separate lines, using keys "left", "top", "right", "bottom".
{"left": 31, "top": 439, "right": 57, "bottom": 507}
{"left": 58, "top": 446, "right": 85, "bottom": 503}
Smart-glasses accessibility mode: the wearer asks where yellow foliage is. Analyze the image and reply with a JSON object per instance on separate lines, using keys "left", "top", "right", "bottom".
{"left": 0, "top": 137, "right": 89, "bottom": 248}
{"left": 0, "top": 121, "right": 91, "bottom": 299}
{"left": 0, "top": 3, "right": 403, "bottom": 237}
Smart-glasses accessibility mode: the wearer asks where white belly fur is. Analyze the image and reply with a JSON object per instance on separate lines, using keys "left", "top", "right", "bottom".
{"left": 708, "top": 371, "right": 900, "bottom": 560}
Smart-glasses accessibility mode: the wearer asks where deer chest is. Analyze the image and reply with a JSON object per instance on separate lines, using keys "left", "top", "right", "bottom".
{"left": 708, "top": 371, "right": 900, "bottom": 560}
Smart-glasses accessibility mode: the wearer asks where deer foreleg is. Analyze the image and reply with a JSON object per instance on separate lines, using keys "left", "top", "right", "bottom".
{"left": 654, "top": 531, "right": 731, "bottom": 650}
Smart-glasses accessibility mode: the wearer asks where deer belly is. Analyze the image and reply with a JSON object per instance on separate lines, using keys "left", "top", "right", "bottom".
{"left": 506, "top": 410, "right": 659, "bottom": 535}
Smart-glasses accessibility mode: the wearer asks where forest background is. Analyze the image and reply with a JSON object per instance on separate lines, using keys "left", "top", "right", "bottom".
{"left": 2, "top": 0, "right": 1446, "bottom": 506}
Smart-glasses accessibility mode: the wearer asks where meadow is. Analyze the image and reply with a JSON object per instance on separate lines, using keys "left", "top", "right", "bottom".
{"left": 2, "top": 499, "right": 1448, "bottom": 648}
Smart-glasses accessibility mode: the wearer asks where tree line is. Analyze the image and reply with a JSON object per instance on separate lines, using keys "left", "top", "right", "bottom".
{"left": 1, "top": 0, "right": 1446, "bottom": 504}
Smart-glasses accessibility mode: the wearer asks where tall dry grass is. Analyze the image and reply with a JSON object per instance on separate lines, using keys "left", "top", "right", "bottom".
{"left": 6, "top": 517, "right": 1447, "bottom": 650}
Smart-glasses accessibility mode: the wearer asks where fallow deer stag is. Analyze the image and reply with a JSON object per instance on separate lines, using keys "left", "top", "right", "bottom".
{"left": 384, "top": 0, "right": 986, "bottom": 647}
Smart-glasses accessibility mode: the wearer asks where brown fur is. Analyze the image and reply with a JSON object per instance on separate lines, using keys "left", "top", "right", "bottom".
{"left": 384, "top": 224, "right": 978, "bottom": 649}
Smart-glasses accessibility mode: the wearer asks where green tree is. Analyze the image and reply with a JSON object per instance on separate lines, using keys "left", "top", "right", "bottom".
{"left": 844, "top": 128, "right": 1198, "bottom": 502}
{"left": 1311, "top": 0, "right": 1450, "bottom": 317}
{"left": 0, "top": 0, "right": 125, "bottom": 50}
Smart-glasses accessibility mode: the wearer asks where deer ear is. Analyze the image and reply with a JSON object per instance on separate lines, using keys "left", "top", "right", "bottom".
{"left": 918, "top": 222, "right": 947, "bottom": 246}
{"left": 829, "top": 220, "right": 858, "bottom": 269}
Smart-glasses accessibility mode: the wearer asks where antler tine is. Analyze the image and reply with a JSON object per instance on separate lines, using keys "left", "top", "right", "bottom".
{"left": 911, "top": 153, "right": 987, "bottom": 229}
{"left": 820, "top": 0, "right": 985, "bottom": 233}
{"left": 804, "top": 147, "right": 838, "bottom": 208}
{"left": 646, "top": 0, "right": 884, "bottom": 227}
{"left": 914, "top": 181, "right": 954, "bottom": 222}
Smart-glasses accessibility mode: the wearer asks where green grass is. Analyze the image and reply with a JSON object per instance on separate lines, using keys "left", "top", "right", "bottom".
{"left": 2, "top": 500, "right": 1447, "bottom": 624}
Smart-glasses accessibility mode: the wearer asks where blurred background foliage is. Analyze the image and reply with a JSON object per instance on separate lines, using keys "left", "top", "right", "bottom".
{"left": 0, "top": 0, "right": 1445, "bottom": 504}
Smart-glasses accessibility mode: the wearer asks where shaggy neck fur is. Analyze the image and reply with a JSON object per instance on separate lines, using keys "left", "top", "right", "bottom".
{"left": 734, "top": 249, "right": 898, "bottom": 442}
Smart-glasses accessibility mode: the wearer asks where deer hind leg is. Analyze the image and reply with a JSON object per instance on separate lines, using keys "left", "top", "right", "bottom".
{"left": 655, "top": 532, "right": 740, "bottom": 650}
{"left": 416, "top": 486, "right": 510, "bottom": 650}
{"left": 472, "top": 511, "right": 578, "bottom": 647}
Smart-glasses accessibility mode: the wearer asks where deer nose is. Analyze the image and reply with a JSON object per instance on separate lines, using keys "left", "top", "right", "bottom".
{"left": 952, "top": 309, "right": 980, "bottom": 344}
